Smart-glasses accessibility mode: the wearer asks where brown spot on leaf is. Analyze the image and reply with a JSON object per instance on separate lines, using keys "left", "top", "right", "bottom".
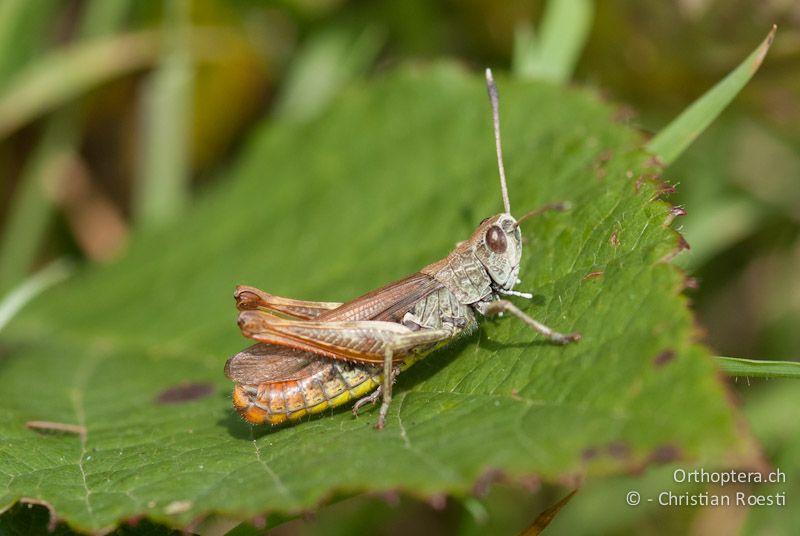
{"left": 473, "top": 468, "right": 505, "bottom": 498}
{"left": 609, "top": 231, "right": 620, "bottom": 247}
{"left": 659, "top": 230, "right": 691, "bottom": 263}
{"left": 593, "top": 150, "right": 614, "bottom": 180}
{"left": 650, "top": 444, "right": 682, "bottom": 464}
{"left": 428, "top": 493, "right": 447, "bottom": 510}
{"left": 583, "top": 271, "right": 604, "bottom": 281}
{"left": 665, "top": 206, "right": 687, "bottom": 226}
{"left": 683, "top": 276, "right": 700, "bottom": 290}
{"left": 607, "top": 442, "right": 631, "bottom": 459}
{"left": 634, "top": 174, "right": 674, "bottom": 200}
{"left": 558, "top": 472, "right": 584, "bottom": 489}
{"left": 374, "top": 490, "right": 400, "bottom": 507}
{"left": 581, "top": 447, "right": 599, "bottom": 461}
{"left": 646, "top": 155, "right": 665, "bottom": 169}
{"left": 613, "top": 105, "right": 636, "bottom": 123}
{"left": 670, "top": 206, "right": 687, "bottom": 217}
{"left": 519, "top": 474, "right": 541, "bottom": 493}
{"left": 653, "top": 349, "right": 677, "bottom": 368}
{"left": 155, "top": 383, "right": 214, "bottom": 405}
{"left": 124, "top": 514, "right": 144, "bottom": 528}
{"left": 657, "top": 183, "right": 676, "bottom": 197}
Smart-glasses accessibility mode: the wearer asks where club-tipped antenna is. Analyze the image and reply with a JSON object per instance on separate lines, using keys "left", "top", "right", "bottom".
{"left": 485, "top": 68, "right": 511, "bottom": 215}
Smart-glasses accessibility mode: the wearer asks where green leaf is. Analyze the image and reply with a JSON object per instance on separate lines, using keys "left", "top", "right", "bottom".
{"left": 0, "top": 65, "right": 740, "bottom": 533}
{"left": 716, "top": 356, "right": 800, "bottom": 379}
{"left": 647, "top": 26, "right": 776, "bottom": 165}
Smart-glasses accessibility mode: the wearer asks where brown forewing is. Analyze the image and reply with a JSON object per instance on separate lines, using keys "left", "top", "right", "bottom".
{"left": 235, "top": 272, "right": 446, "bottom": 366}
{"left": 224, "top": 343, "right": 331, "bottom": 384}
{"left": 319, "top": 272, "right": 444, "bottom": 322}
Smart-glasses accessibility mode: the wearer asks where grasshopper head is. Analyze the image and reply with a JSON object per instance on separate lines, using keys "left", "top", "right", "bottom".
{"left": 472, "top": 213, "right": 522, "bottom": 290}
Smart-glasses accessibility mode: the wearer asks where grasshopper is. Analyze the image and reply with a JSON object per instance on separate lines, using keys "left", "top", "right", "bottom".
{"left": 225, "top": 69, "right": 581, "bottom": 430}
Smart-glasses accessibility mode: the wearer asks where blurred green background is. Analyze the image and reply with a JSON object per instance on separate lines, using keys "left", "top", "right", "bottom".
{"left": 0, "top": 1, "right": 797, "bottom": 534}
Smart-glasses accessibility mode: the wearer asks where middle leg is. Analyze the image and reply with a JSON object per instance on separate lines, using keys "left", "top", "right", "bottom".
{"left": 375, "top": 347, "right": 395, "bottom": 429}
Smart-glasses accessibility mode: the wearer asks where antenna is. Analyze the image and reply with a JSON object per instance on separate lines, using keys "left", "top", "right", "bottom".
{"left": 485, "top": 68, "right": 511, "bottom": 215}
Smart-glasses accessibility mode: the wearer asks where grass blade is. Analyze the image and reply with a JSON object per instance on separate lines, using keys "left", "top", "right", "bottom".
{"left": 0, "top": 31, "right": 159, "bottom": 140}
{"left": 717, "top": 356, "right": 800, "bottom": 380}
{"left": 648, "top": 26, "right": 776, "bottom": 165}
{"left": 0, "top": 259, "right": 73, "bottom": 333}
{"left": 513, "top": 0, "right": 593, "bottom": 83}
{"left": 0, "top": 119, "right": 72, "bottom": 293}
{"left": 133, "top": 0, "right": 193, "bottom": 228}
{"left": 78, "top": 0, "right": 131, "bottom": 40}
{"left": 521, "top": 490, "right": 579, "bottom": 535}
{"left": 273, "top": 25, "right": 385, "bottom": 122}
{"left": 0, "top": 1, "right": 60, "bottom": 89}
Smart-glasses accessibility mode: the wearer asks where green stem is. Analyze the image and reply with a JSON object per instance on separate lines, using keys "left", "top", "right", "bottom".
{"left": 716, "top": 356, "right": 800, "bottom": 380}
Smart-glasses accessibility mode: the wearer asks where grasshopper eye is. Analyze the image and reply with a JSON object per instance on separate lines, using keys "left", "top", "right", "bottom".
{"left": 486, "top": 225, "right": 507, "bottom": 253}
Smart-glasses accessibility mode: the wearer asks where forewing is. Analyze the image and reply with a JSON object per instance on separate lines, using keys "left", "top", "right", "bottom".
{"left": 320, "top": 272, "right": 444, "bottom": 322}
{"left": 224, "top": 343, "right": 329, "bottom": 384}
{"left": 232, "top": 272, "right": 447, "bottom": 366}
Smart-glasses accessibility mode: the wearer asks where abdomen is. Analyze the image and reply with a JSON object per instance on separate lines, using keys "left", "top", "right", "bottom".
{"left": 233, "top": 359, "right": 383, "bottom": 425}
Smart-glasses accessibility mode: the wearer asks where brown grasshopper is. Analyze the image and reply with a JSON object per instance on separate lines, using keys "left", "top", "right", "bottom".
{"left": 225, "top": 69, "right": 581, "bottom": 430}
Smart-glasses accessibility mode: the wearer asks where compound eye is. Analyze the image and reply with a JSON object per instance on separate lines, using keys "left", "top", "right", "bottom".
{"left": 485, "top": 225, "right": 507, "bottom": 253}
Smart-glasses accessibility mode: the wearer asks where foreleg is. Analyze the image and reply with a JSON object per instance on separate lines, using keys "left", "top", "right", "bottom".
{"left": 481, "top": 299, "right": 581, "bottom": 345}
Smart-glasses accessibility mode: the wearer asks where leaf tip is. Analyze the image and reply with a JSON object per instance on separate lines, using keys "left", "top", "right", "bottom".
{"left": 753, "top": 25, "right": 778, "bottom": 72}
